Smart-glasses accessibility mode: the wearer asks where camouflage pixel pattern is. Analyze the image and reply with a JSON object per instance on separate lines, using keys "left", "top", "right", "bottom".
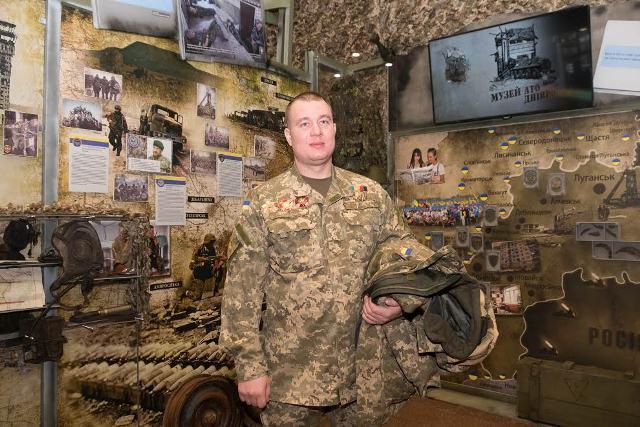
{"left": 220, "top": 165, "right": 414, "bottom": 407}
{"left": 356, "top": 243, "right": 498, "bottom": 425}
{"left": 260, "top": 400, "right": 359, "bottom": 427}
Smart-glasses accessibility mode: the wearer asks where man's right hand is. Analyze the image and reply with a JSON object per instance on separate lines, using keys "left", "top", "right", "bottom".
{"left": 238, "top": 375, "right": 270, "bottom": 408}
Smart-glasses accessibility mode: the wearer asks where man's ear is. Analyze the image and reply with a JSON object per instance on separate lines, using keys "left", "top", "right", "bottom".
{"left": 284, "top": 127, "right": 292, "bottom": 146}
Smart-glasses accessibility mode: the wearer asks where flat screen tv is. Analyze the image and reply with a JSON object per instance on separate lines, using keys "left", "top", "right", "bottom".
{"left": 428, "top": 6, "right": 593, "bottom": 124}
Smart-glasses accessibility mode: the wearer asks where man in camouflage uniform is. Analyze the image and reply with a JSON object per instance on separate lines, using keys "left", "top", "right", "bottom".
{"left": 106, "top": 105, "right": 128, "bottom": 156}
{"left": 149, "top": 139, "right": 171, "bottom": 174}
{"left": 220, "top": 92, "right": 411, "bottom": 426}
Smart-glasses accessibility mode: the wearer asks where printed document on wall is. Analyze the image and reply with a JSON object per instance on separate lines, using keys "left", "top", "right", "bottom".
{"left": 68, "top": 136, "right": 110, "bottom": 193}
{"left": 217, "top": 154, "right": 243, "bottom": 197}
{"left": 593, "top": 20, "right": 640, "bottom": 96}
{"left": 0, "top": 267, "right": 45, "bottom": 312}
{"left": 155, "top": 176, "right": 186, "bottom": 225}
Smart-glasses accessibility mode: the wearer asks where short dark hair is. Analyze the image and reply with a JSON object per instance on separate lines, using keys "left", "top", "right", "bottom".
{"left": 285, "top": 91, "right": 333, "bottom": 127}
{"left": 427, "top": 148, "right": 437, "bottom": 156}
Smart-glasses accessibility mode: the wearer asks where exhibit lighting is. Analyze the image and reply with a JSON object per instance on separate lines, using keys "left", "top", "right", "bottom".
{"left": 351, "top": 52, "right": 361, "bottom": 57}
{"left": 333, "top": 73, "right": 341, "bottom": 78}
{"left": 385, "top": 62, "right": 393, "bottom": 67}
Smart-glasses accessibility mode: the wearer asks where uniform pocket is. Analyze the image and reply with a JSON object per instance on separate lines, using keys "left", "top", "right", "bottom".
{"left": 341, "top": 200, "right": 383, "bottom": 260}
{"left": 265, "top": 209, "right": 320, "bottom": 273}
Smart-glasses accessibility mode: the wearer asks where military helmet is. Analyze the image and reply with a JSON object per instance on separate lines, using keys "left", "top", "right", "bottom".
{"left": 114, "top": 105, "right": 122, "bottom": 111}
{"left": 204, "top": 233, "right": 215, "bottom": 243}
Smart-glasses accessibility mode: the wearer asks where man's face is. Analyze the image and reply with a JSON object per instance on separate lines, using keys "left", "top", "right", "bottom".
{"left": 284, "top": 99, "right": 336, "bottom": 169}
{"left": 153, "top": 146, "right": 162, "bottom": 157}
{"left": 427, "top": 152, "right": 436, "bottom": 165}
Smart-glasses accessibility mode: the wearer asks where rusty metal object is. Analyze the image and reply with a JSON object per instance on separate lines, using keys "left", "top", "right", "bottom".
{"left": 162, "top": 375, "right": 242, "bottom": 427}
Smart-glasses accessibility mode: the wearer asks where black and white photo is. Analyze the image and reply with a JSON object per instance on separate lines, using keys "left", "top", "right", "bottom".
{"left": 197, "top": 82, "right": 216, "bottom": 119}
{"left": 84, "top": 67, "right": 123, "bottom": 102}
{"left": 190, "top": 150, "right": 217, "bottom": 175}
{"left": 62, "top": 98, "right": 102, "bottom": 131}
{"left": 3, "top": 110, "right": 38, "bottom": 157}
{"left": 204, "top": 123, "right": 229, "bottom": 149}
{"left": 254, "top": 134, "right": 276, "bottom": 159}
{"left": 243, "top": 156, "right": 265, "bottom": 181}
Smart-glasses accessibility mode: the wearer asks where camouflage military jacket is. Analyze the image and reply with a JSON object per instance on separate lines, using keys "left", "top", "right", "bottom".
{"left": 220, "top": 165, "right": 413, "bottom": 406}
{"left": 356, "top": 241, "right": 499, "bottom": 425}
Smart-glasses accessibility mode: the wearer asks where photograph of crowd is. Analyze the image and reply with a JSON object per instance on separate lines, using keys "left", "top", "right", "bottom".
{"left": 243, "top": 156, "right": 266, "bottom": 181}
{"left": 255, "top": 134, "right": 276, "bottom": 159}
{"left": 3, "top": 110, "right": 38, "bottom": 157}
{"left": 113, "top": 174, "right": 148, "bottom": 202}
{"left": 403, "top": 197, "right": 486, "bottom": 227}
{"left": 190, "top": 150, "right": 217, "bottom": 175}
{"left": 84, "top": 67, "right": 123, "bottom": 102}
{"left": 204, "top": 123, "right": 229, "bottom": 149}
{"left": 62, "top": 98, "right": 102, "bottom": 131}
{"left": 197, "top": 83, "right": 216, "bottom": 119}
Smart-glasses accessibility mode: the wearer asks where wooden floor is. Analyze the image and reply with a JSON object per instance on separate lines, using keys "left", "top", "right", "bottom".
{"left": 383, "top": 395, "right": 534, "bottom": 427}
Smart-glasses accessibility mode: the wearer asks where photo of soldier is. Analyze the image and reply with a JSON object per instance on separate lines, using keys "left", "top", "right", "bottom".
{"left": 254, "top": 134, "right": 276, "bottom": 159}
{"left": 62, "top": 98, "right": 102, "bottom": 131}
{"left": 2, "top": 110, "right": 38, "bottom": 157}
{"left": 196, "top": 83, "right": 216, "bottom": 119}
{"left": 150, "top": 222, "right": 170, "bottom": 277}
{"left": 204, "top": 123, "right": 229, "bottom": 149}
{"left": 113, "top": 174, "right": 148, "bottom": 203}
{"left": 148, "top": 139, "right": 172, "bottom": 174}
{"left": 138, "top": 108, "right": 150, "bottom": 135}
{"left": 178, "top": 0, "right": 267, "bottom": 66}
{"left": 105, "top": 104, "right": 128, "bottom": 156}
{"left": 243, "top": 156, "right": 265, "bottom": 181}
{"left": 185, "top": 233, "right": 226, "bottom": 301}
{"left": 190, "top": 150, "right": 217, "bottom": 175}
{"left": 83, "top": 67, "right": 123, "bottom": 102}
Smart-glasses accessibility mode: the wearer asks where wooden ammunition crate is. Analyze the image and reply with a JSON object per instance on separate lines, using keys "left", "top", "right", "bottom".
{"left": 517, "top": 357, "right": 640, "bottom": 426}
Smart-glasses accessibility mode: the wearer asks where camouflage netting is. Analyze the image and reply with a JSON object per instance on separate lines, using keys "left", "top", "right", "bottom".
{"left": 291, "top": 0, "right": 615, "bottom": 68}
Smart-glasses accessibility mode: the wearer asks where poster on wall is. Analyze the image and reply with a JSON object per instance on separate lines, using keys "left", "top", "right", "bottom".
{"left": 205, "top": 123, "right": 229, "bottom": 149}
{"left": 0, "top": 267, "right": 45, "bottom": 312}
{"left": 254, "top": 134, "right": 276, "bottom": 159}
{"left": 196, "top": 83, "right": 216, "bottom": 119}
{"left": 62, "top": 98, "right": 102, "bottom": 131}
{"left": 126, "top": 134, "right": 172, "bottom": 174}
{"left": 150, "top": 220, "right": 171, "bottom": 276}
{"left": 593, "top": 20, "right": 640, "bottom": 96}
{"left": 176, "top": 0, "right": 267, "bottom": 67}
{"left": 84, "top": 67, "right": 123, "bottom": 102}
{"left": 68, "top": 136, "right": 110, "bottom": 193}
{"left": 217, "top": 153, "right": 243, "bottom": 197}
{"left": 113, "top": 174, "right": 148, "bottom": 202}
{"left": 243, "top": 156, "right": 265, "bottom": 181}
{"left": 155, "top": 176, "right": 187, "bottom": 225}
{"left": 190, "top": 150, "right": 217, "bottom": 175}
{"left": 3, "top": 110, "right": 38, "bottom": 157}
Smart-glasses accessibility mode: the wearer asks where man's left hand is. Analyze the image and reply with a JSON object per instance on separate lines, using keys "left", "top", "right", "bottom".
{"left": 362, "top": 295, "right": 402, "bottom": 325}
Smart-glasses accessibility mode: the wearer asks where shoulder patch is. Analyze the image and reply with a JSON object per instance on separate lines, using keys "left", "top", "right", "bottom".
{"left": 235, "top": 223, "right": 252, "bottom": 246}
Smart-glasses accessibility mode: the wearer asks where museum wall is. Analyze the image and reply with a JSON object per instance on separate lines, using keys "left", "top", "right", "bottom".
{"left": 0, "top": 2, "right": 308, "bottom": 425}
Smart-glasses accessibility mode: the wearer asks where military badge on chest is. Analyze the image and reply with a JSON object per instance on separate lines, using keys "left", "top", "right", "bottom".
{"left": 350, "top": 185, "right": 368, "bottom": 202}
{"left": 273, "top": 195, "right": 310, "bottom": 212}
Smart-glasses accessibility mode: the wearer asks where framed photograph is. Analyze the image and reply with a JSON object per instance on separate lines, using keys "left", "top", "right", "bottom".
{"left": 84, "top": 67, "right": 123, "bottom": 102}
{"left": 243, "top": 156, "right": 266, "bottom": 181}
{"left": 113, "top": 174, "right": 148, "bottom": 202}
{"left": 3, "top": 110, "right": 38, "bottom": 157}
{"left": 197, "top": 83, "right": 216, "bottom": 119}
{"left": 254, "top": 134, "right": 276, "bottom": 159}
{"left": 190, "top": 150, "right": 217, "bottom": 175}
{"left": 204, "top": 123, "right": 229, "bottom": 149}
{"left": 62, "top": 98, "right": 102, "bottom": 131}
